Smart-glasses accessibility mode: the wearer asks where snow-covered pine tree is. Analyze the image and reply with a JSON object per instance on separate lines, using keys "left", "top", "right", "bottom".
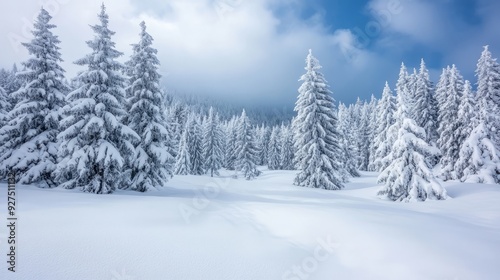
{"left": 174, "top": 128, "right": 191, "bottom": 175}
{"left": 235, "top": 110, "right": 261, "bottom": 180}
{"left": 337, "top": 103, "right": 359, "bottom": 178}
{"left": 475, "top": 45, "right": 500, "bottom": 145}
{"left": 203, "top": 107, "right": 224, "bottom": 177}
{"left": 413, "top": 59, "right": 438, "bottom": 144}
{"left": 454, "top": 46, "right": 500, "bottom": 184}
{"left": 55, "top": 4, "right": 138, "bottom": 194}
{"left": 185, "top": 113, "right": 205, "bottom": 175}
{"left": 377, "top": 118, "right": 447, "bottom": 202}
{"left": 368, "top": 95, "right": 379, "bottom": 171}
{"left": 435, "top": 66, "right": 451, "bottom": 131}
{"left": 0, "top": 8, "right": 67, "bottom": 187}
{"left": 257, "top": 124, "right": 271, "bottom": 166}
{"left": 358, "top": 101, "right": 372, "bottom": 171}
{"left": 124, "top": 21, "right": 174, "bottom": 192}
{"left": 378, "top": 63, "right": 410, "bottom": 183}
{"left": 293, "top": 50, "right": 344, "bottom": 190}
{"left": 372, "top": 82, "right": 396, "bottom": 172}
{"left": 224, "top": 116, "right": 239, "bottom": 170}
{"left": 437, "top": 64, "right": 464, "bottom": 180}
{"left": 267, "top": 126, "right": 281, "bottom": 170}
{"left": 280, "top": 124, "right": 295, "bottom": 170}
{"left": 454, "top": 80, "right": 478, "bottom": 179}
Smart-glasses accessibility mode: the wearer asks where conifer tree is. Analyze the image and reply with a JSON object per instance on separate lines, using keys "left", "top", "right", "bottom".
{"left": 413, "top": 59, "right": 438, "bottom": 144}
{"left": 280, "top": 124, "right": 295, "bottom": 170}
{"left": 293, "top": 50, "right": 344, "bottom": 190}
{"left": 267, "top": 126, "right": 281, "bottom": 170}
{"left": 124, "top": 21, "right": 174, "bottom": 191}
{"left": 174, "top": 128, "right": 191, "bottom": 175}
{"left": 203, "top": 107, "right": 224, "bottom": 177}
{"left": 373, "top": 82, "right": 396, "bottom": 172}
{"left": 55, "top": 4, "right": 138, "bottom": 194}
{"left": 235, "top": 110, "right": 261, "bottom": 179}
{"left": 0, "top": 8, "right": 67, "bottom": 187}
{"left": 437, "top": 65, "right": 464, "bottom": 180}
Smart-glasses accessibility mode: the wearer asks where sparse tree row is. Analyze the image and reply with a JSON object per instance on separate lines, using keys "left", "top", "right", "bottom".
{"left": 0, "top": 6, "right": 498, "bottom": 199}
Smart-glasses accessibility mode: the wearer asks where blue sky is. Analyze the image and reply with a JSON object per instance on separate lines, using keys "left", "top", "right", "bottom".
{"left": 1, "top": 0, "right": 499, "bottom": 107}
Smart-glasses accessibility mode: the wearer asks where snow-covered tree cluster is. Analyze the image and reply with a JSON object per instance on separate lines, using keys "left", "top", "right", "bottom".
{"left": 0, "top": 6, "right": 498, "bottom": 199}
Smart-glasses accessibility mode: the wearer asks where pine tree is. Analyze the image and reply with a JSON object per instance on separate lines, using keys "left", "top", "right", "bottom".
{"left": 0, "top": 8, "right": 67, "bottom": 187}
{"left": 367, "top": 95, "right": 379, "bottom": 171}
{"left": 373, "top": 82, "right": 396, "bottom": 172}
{"left": 437, "top": 64, "right": 464, "bottom": 180}
{"left": 280, "top": 124, "right": 295, "bottom": 170}
{"left": 435, "top": 67, "right": 451, "bottom": 131}
{"left": 257, "top": 125, "right": 271, "bottom": 166}
{"left": 124, "top": 21, "right": 174, "bottom": 192}
{"left": 235, "top": 110, "right": 261, "bottom": 180}
{"left": 267, "top": 126, "right": 281, "bottom": 170}
{"left": 186, "top": 114, "right": 205, "bottom": 175}
{"left": 378, "top": 119, "right": 447, "bottom": 202}
{"left": 378, "top": 63, "right": 410, "bottom": 183}
{"left": 337, "top": 103, "right": 360, "bottom": 178}
{"left": 357, "top": 101, "right": 371, "bottom": 171}
{"left": 203, "top": 107, "right": 224, "bottom": 177}
{"left": 475, "top": 45, "right": 500, "bottom": 145}
{"left": 293, "top": 50, "right": 344, "bottom": 190}
{"left": 413, "top": 59, "right": 438, "bottom": 144}
{"left": 224, "top": 116, "right": 239, "bottom": 170}
{"left": 454, "top": 46, "right": 500, "bottom": 184}
{"left": 55, "top": 4, "right": 138, "bottom": 194}
{"left": 174, "top": 128, "right": 191, "bottom": 175}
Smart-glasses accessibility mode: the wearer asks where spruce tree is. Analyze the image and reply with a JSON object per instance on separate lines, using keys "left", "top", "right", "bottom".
{"left": 280, "top": 124, "right": 295, "bottom": 170}
{"left": 202, "top": 107, "right": 224, "bottom": 177}
{"left": 437, "top": 65, "right": 464, "bottom": 180}
{"left": 475, "top": 45, "right": 500, "bottom": 145}
{"left": 124, "top": 21, "right": 174, "bottom": 191}
{"left": 174, "top": 129, "right": 191, "bottom": 175}
{"left": 373, "top": 82, "right": 396, "bottom": 172}
{"left": 235, "top": 110, "right": 261, "bottom": 180}
{"left": 267, "top": 126, "right": 281, "bottom": 170}
{"left": 378, "top": 119, "right": 447, "bottom": 202}
{"left": 293, "top": 50, "right": 344, "bottom": 190}
{"left": 337, "top": 103, "right": 359, "bottom": 178}
{"left": 0, "top": 8, "right": 67, "bottom": 187}
{"left": 454, "top": 46, "right": 500, "bottom": 184}
{"left": 186, "top": 114, "right": 205, "bottom": 175}
{"left": 413, "top": 59, "right": 438, "bottom": 144}
{"left": 55, "top": 4, "right": 138, "bottom": 194}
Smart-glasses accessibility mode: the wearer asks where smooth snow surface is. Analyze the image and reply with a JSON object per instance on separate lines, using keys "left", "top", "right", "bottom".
{"left": 1, "top": 170, "right": 499, "bottom": 280}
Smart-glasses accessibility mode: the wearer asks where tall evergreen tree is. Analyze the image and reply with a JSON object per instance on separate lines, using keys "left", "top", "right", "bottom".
{"left": 413, "top": 59, "right": 438, "bottom": 144}
{"left": 435, "top": 66, "right": 451, "bottom": 131}
{"left": 454, "top": 46, "right": 500, "bottom": 184}
{"left": 267, "top": 126, "right": 281, "bottom": 170}
{"left": 185, "top": 114, "right": 205, "bottom": 175}
{"left": 174, "top": 128, "right": 191, "bottom": 175}
{"left": 124, "top": 21, "right": 174, "bottom": 192}
{"left": 337, "top": 103, "right": 359, "bottom": 178}
{"left": 224, "top": 116, "right": 239, "bottom": 170}
{"left": 475, "top": 45, "right": 500, "bottom": 145}
{"left": 0, "top": 8, "right": 67, "bottom": 187}
{"left": 437, "top": 64, "right": 464, "bottom": 180}
{"left": 293, "top": 50, "right": 344, "bottom": 190}
{"left": 373, "top": 82, "right": 396, "bottom": 172}
{"left": 203, "top": 107, "right": 224, "bottom": 177}
{"left": 235, "top": 110, "right": 261, "bottom": 180}
{"left": 280, "top": 124, "right": 295, "bottom": 170}
{"left": 55, "top": 4, "right": 138, "bottom": 194}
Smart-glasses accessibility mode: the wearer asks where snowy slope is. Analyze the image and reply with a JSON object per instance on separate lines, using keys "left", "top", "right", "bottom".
{"left": 0, "top": 170, "right": 499, "bottom": 280}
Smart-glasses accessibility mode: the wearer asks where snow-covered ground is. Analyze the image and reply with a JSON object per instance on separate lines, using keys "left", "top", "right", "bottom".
{"left": 0, "top": 169, "right": 499, "bottom": 280}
